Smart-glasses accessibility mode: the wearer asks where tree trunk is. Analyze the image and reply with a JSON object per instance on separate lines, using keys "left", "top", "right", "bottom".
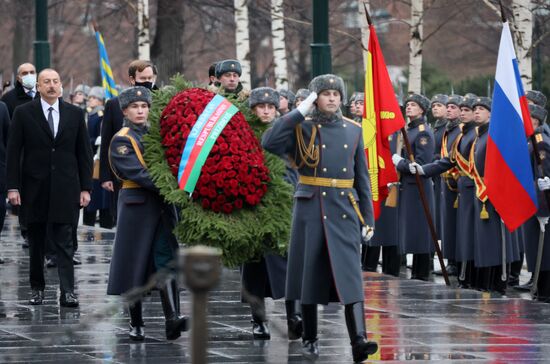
{"left": 271, "top": 0, "right": 288, "bottom": 89}
{"left": 13, "top": 0, "right": 33, "bottom": 74}
{"left": 511, "top": 0, "right": 532, "bottom": 90}
{"left": 234, "top": 0, "right": 252, "bottom": 88}
{"left": 408, "top": 0, "right": 423, "bottom": 94}
{"left": 137, "top": 0, "right": 151, "bottom": 60}
{"left": 151, "top": 0, "right": 184, "bottom": 85}
{"left": 358, "top": 0, "right": 371, "bottom": 69}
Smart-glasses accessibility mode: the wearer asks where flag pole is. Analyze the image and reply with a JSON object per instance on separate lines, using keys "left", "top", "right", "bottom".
{"left": 364, "top": 4, "right": 450, "bottom": 286}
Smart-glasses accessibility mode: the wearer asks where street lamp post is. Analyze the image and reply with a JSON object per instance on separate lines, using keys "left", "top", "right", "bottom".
{"left": 34, "top": 0, "right": 51, "bottom": 71}
{"left": 311, "top": 0, "right": 332, "bottom": 77}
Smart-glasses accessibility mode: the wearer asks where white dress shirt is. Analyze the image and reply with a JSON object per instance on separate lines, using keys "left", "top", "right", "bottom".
{"left": 41, "top": 98, "right": 60, "bottom": 137}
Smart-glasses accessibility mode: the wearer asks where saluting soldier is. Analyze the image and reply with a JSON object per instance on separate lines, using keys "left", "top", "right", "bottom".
{"left": 392, "top": 94, "right": 435, "bottom": 281}
{"left": 262, "top": 74, "right": 378, "bottom": 362}
{"left": 431, "top": 94, "right": 448, "bottom": 237}
{"left": 241, "top": 87, "right": 302, "bottom": 341}
{"left": 522, "top": 103, "right": 550, "bottom": 301}
{"left": 107, "top": 87, "right": 188, "bottom": 341}
{"left": 470, "top": 97, "right": 520, "bottom": 293}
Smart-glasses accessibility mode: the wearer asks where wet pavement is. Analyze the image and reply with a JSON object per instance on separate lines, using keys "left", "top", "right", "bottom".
{"left": 1, "top": 214, "right": 550, "bottom": 363}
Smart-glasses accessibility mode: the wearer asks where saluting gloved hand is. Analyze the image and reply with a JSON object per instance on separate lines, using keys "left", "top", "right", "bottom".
{"left": 537, "top": 216, "right": 549, "bottom": 232}
{"left": 296, "top": 91, "right": 317, "bottom": 117}
{"left": 537, "top": 176, "right": 550, "bottom": 191}
{"left": 361, "top": 225, "right": 374, "bottom": 244}
{"left": 391, "top": 153, "right": 404, "bottom": 166}
{"left": 409, "top": 162, "right": 425, "bottom": 175}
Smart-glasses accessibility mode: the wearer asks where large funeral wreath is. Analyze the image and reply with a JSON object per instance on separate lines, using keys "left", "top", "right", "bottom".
{"left": 143, "top": 75, "right": 293, "bottom": 267}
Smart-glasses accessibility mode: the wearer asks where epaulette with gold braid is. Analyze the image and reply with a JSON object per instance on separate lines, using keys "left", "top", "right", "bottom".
{"left": 419, "top": 124, "right": 426, "bottom": 132}
{"left": 342, "top": 116, "right": 362, "bottom": 128}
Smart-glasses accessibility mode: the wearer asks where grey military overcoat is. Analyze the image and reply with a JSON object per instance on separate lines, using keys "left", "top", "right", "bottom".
{"left": 262, "top": 109, "right": 374, "bottom": 305}
{"left": 396, "top": 117, "right": 436, "bottom": 255}
{"left": 472, "top": 123, "right": 520, "bottom": 267}
{"left": 106, "top": 123, "right": 178, "bottom": 295}
{"left": 524, "top": 125, "right": 550, "bottom": 272}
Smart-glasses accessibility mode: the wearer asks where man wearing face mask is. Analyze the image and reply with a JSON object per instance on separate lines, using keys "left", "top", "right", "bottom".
{"left": 1, "top": 63, "right": 39, "bottom": 118}
{"left": 2, "top": 63, "right": 40, "bottom": 249}
{"left": 99, "top": 60, "right": 158, "bottom": 223}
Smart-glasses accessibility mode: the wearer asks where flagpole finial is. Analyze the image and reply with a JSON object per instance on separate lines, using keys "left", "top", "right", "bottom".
{"left": 363, "top": 3, "right": 372, "bottom": 26}
{"left": 498, "top": 0, "right": 507, "bottom": 23}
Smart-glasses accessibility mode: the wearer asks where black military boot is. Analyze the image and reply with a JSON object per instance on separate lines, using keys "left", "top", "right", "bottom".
{"left": 362, "top": 246, "right": 380, "bottom": 272}
{"left": 514, "top": 274, "right": 533, "bottom": 291}
{"left": 159, "top": 280, "right": 189, "bottom": 340}
{"left": 129, "top": 301, "right": 145, "bottom": 341}
{"left": 251, "top": 298, "right": 270, "bottom": 340}
{"left": 285, "top": 300, "right": 303, "bottom": 340}
{"left": 537, "top": 271, "right": 550, "bottom": 302}
{"left": 344, "top": 302, "right": 378, "bottom": 363}
{"left": 301, "top": 304, "right": 319, "bottom": 360}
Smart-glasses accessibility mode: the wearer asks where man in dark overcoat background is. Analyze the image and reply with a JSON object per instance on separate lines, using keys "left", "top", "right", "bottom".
{"left": 7, "top": 68, "right": 93, "bottom": 307}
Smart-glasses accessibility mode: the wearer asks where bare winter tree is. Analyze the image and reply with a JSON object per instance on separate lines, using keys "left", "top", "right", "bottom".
{"left": 234, "top": 0, "right": 252, "bottom": 87}
{"left": 408, "top": 0, "right": 423, "bottom": 93}
{"left": 271, "top": 0, "right": 289, "bottom": 89}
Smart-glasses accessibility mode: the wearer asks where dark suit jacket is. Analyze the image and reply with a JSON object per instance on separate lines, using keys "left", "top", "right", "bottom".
{"left": 0, "top": 101, "right": 9, "bottom": 192}
{"left": 6, "top": 98, "right": 93, "bottom": 224}
{"left": 99, "top": 97, "right": 124, "bottom": 183}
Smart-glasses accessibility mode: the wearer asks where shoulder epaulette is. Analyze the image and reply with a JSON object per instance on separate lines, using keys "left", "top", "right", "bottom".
{"left": 419, "top": 124, "right": 426, "bottom": 132}
{"left": 115, "top": 127, "right": 130, "bottom": 137}
{"left": 342, "top": 116, "right": 362, "bottom": 128}
{"left": 535, "top": 133, "right": 544, "bottom": 144}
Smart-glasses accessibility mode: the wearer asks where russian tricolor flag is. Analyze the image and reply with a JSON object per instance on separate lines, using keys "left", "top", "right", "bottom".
{"left": 485, "top": 21, "right": 537, "bottom": 232}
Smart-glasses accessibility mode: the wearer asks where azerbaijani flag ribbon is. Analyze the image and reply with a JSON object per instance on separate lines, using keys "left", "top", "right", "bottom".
{"left": 363, "top": 23, "right": 406, "bottom": 219}
{"left": 177, "top": 95, "right": 238, "bottom": 193}
{"left": 485, "top": 21, "right": 537, "bottom": 231}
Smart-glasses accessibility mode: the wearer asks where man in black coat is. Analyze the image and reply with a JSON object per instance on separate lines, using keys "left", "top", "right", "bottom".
{"left": 7, "top": 69, "right": 93, "bottom": 307}
{"left": 1, "top": 63, "right": 39, "bottom": 117}
{"left": 0, "top": 101, "right": 9, "bottom": 264}
{"left": 1, "top": 63, "right": 39, "bottom": 248}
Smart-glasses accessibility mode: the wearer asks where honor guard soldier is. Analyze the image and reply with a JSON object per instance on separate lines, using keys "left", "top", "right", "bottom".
{"left": 522, "top": 103, "right": 550, "bottom": 301}
{"left": 434, "top": 95, "right": 463, "bottom": 276}
{"left": 71, "top": 84, "right": 90, "bottom": 109}
{"left": 363, "top": 130, "right": 401, "bottom": 277}
{"left": 208, "top": 59, "right": 249, "bottom": 101}
{"left": 470, "top": 97, "right": 520, "bottom": 293}
{"left": 408, "top": 94, "right": 479, "bottom": 287}
{"left": 294, "top": 88, "right": 310, "bottom": 108}
{"left": 527, "top": 90, "right": 547, "bottom": 107}
{"left": 241, "top": 87, "right": 302, "bottom": 341}
{"left": 262, "top": 74, "right": 378, "bottom": 362}
{"left": 353, "top": 92, "right": 365, "bottom": 123}
{"left": 278, "top": 89, "right": 295, "bottom": 115}
{"left": 392, "top": 93, "right": 435, "bottom": 281}
{"left": 107, "top": 86, "right": 188, "bottom": 341}
{"left": 430, "top": 94, "right": 448, "bottom": 238}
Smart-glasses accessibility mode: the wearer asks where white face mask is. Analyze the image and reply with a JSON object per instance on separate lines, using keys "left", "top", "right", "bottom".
{"left": 21, "top": 73, "right": 37, "bottom": 89}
